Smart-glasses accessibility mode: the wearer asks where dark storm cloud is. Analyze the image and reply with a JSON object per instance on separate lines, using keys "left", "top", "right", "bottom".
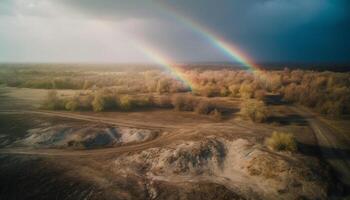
{"left": 55, "top": 0, "right": 350, "bottom": 63}
{"left": 1, "top": 0, "right": 349, "bottom": 63}
{"left": 161, "top": 0, "right": 350, "bottom": 62}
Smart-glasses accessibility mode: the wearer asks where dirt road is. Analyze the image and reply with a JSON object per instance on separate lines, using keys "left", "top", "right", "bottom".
{"left": 292, "top": 106, "right": 350, "bottom": 187}
{"left": 1, "top": 88, "right": 350, "bottom": 192}
{"left": 0, "top": 110, "right": 176, "bottom": 130}
{"left": 0, "top": 109, "right": 193, "bottom": 156}
{"left": 2, "top": 106, "right": 350, "bottom": 188}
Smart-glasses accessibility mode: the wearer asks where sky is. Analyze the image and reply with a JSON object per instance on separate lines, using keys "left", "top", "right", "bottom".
{"left": 0, "top": 0, "right": 349, "bottom": 63}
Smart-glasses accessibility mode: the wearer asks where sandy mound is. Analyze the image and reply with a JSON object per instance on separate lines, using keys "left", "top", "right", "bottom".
{"left": 114, "top": 138, "right": 330, "bottom": 200}
{"left": 15, "top": 125, "right": 156, "bottom": 149}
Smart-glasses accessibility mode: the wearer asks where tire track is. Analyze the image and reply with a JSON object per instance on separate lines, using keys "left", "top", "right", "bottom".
{"left": 292, "top": 106, "right": 350, "bottom": 186}
{"left": 0, "top": 110, "right": 175, "bottom": 131}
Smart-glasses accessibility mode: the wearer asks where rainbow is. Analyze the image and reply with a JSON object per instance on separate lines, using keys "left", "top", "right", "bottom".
{"left": 158, "top": 3, "right": 263, "bottom": 74}
{"left": 130, "top": 4, "right": 265, "bottom": 90}
{"left": 134, "top": 41, "right": 196, "bottom": 90}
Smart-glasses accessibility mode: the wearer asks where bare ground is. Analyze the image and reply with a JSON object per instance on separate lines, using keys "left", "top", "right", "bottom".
{"left": 0, "top": 86, "right": 348, "bottom": 199}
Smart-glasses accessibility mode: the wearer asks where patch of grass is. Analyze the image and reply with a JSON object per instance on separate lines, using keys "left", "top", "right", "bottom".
{"left": 265, "top": 131, "right": 297, "bottom": 152}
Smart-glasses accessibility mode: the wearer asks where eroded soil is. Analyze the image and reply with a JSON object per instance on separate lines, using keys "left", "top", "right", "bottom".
{"left": 0, "top": 87, "right": 346, "bottom": 199}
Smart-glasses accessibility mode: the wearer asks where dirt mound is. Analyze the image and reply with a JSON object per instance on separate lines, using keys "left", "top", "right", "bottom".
{"left": 153, "top": 139, "right": 226, "bottom": 175}
{"left": 114, "top": 138, "right": 330, "bottom": 200}
{"left": 0, "top": 154, "right": 245, "bottom": 200}
{"left": 15, "top": 125, "right": 157, "bottom": 149}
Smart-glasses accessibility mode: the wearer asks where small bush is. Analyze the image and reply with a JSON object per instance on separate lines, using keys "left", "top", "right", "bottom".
{"left": 157, "top": 96, "right": 173, "bottom": 108}
{"left": 241, "top": 99, "right": 269, "bottom": 122}
{"left": 65, "top": 97, "right": 79, "bottom": 111}
{"left": 79, "top": 94, "right": 94, "bottom": 110}
{"left": 82, "top": 80, "right": 90, "bottom": 90}
{"left": 119, "top": 95, "right": 134, "bottom": 111}
{"left": 103, "top": 95, "right": 118, "bottom": 110}
{"left": 156, "top": 78, "right": 171, "bottom": 94}
{"left": 171, "top": 95, "right": 184, "bottom": 111}
{"left": 229, "top": 85, "right": 240, "bottom": 97}
{"left": 266, "top": 74, "right": 282, "bottom": 92}
{"left": 318, "top": 100, "right": 343, "bottom": 118}
{"left": 199, "top": 85, "right": 219, "bottom": 97}
{"left": 134, "top": 95, "right": 154, "bottom": 108}
{"left": 220, "top": 87, "right": 229, "bottom": 97}
{"left": 239, "top": 83, "right": 254, "bottom": 99}
{"left": 211, "top": 109, "right": 223, "bottom": 121}
{"left": 92, "top": 92, "right": 105, "bottom": 112}
{"left": 42, "top": 90, "right": 64, "bottom": 110}
{"left": 254, "top": 89, "right": 266, "bottom": 100}
{"left": 283, "top": 83, "right": 298, "bottom": 103}
{"left": 195, "top": 100, "right": 211, "bottom": 115}
{"left": 266, "top": 131, "right": 297, "bottom": 152}
{"left": 171, "top": 95, "right": 198, "bottom": 111}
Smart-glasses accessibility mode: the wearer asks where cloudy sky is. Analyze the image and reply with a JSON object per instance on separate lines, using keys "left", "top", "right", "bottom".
{"left": 0, "top": 0, "right": 349, "bottom": 63}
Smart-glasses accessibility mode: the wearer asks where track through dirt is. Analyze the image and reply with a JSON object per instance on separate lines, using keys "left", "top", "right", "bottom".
{"left": 1, "top": 105, "right": 350, "bottom": 190}
{"left": 292, "top": 106, "right": 350, "bottom": 187}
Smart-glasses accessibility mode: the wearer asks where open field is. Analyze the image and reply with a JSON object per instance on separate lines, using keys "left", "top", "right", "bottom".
{"left": 0, "top": 65, "right": 349, "bottom": 199}
{"left": 2, "top": 0, "right": 350, "bottom": 199}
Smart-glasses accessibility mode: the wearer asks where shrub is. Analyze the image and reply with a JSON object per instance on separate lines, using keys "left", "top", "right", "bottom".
{"left": 52, "top": 78, "right": 82, "bottom": 89}
{"left": 266, "top": 74, "right": 282, "bottom": 92}
{"left": 65, "top": 97, "right": 79, "bottom": 111}
{"left": 266, "top": 131, "right": 297, "bottom": 152}
{"left": 199, "top": 85, "right": 219, "bottom": 97}
{"left": 119, "top": 95, "right": 134, "bottom": 111}
{"left": 211, "top": 109, "right": 223, "bottom": 121}
{"left": 240, "top": 99, "right": 269, "bottom": 122}
{"left": 283, "top": 83, "right": 298, "bottom": 102}
{"left": 157, "top": 96, "right": 173, "bottom": 108}
{"left": 229, "top": 85, "right": 240, "bottom": 97}
{"left": 156, "top": 78, "right": 171, "bottom": 94}
{"left": 318, "top": 100, "right": 343, "bottom": 118}
{"left": 103, "top": 95, "right": 118, "bottom": 110}
{"left": 220, "top": 87, "right": 229, "bottom": 97}
{"left": 92, "top": 92, "right": 105, "bottom": 112}
{"left": 42, "top": 90, "right": 64, "bottom": 110}
{"left": 239, "top": 83, "right": 254, "bottom": 99}
{"left": 254, "top": 89, "right": 266, "bottom": 100}
{"left": 82, "top": 80, "right": 90, "bottom": 90}
{"left": 146, "top": 80, "right": 157, "bottom": 93}
{"left": 172, "top": 95, "right": 186, "bottom": 111}
{"left": 134, "top": 95, "right": 154, "bottom": 108}
{"left": 195, "top": 100, "right": 211, "bottom": 115}
{"left": 171, "top": 94, "right": 198, "bottom": 111}
{"left": 24, "top": 80, "right": 53, "bottom": 89}
{"left": 79, "top": 94, "right": 94, "bottom": 110}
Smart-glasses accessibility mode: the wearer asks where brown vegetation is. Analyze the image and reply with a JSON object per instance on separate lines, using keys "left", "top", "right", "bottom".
{"left": 171, "top": 94, "right": 198, "bottom": 111}
{"left": 266, "top": 131, "right": 297, "bottom": 152}
{"left": 210, "top": 109, "right": 223, "bottom": 121}
{"left": 240, "top": 99, "right": 269, "bottom": 122}
{"left": 195, "top": 100, "right": 211, "bottom": 115}
{"left": 41, "top": 90, "right": 64, "bottom": 110}
{"left": 8, "top": 66, "right": 348, "bottom": 118}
